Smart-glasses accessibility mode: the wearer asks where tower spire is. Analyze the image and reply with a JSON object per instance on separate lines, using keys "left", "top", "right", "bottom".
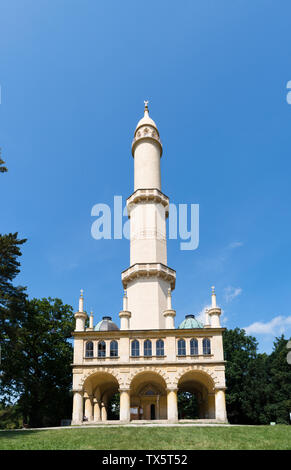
{"left": 79, "top": 289, "right": 84, "bottom": 312}
{"left": 211, "top": 286, "right": 217, "bottom": 308}
{"left": 144, "top": 99, "right": 149, "bottom": 116}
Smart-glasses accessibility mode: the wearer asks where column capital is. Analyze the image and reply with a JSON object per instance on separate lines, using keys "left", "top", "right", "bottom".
{"left": 119, "top": 310, "right": 131, "bottom": 318}
{"left": 72, "top": 388, "right": 83, "bottom": 394}
{"left": 208, "top": 307, "right": 222, "bottom": 317}
{"left": 166, "top": 387, "right": 178, "bottom": 393}
{"left": 119, "top": 387, "right": 131, "bottom": 393}
{"left": 163, "top": 309, "right": 176, "bottom": 318}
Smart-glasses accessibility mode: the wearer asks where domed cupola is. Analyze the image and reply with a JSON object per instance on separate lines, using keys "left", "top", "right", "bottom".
{"left": 132, "top": 100, "right": 162, "bottom": 156}
{"left": 94, "top": 316, "right": 119, "bottom": 331}
{"left": 178, "top": 314, "right": 203, "bottom": 329}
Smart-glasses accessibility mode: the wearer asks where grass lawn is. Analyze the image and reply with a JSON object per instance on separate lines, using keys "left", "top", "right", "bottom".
{"left": 0, "top": 425, "right": 291, "bottom": 450}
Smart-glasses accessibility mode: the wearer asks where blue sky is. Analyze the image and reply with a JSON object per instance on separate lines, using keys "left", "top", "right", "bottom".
{"left": 1, "top": 0, "right": 291, "bottom": 353}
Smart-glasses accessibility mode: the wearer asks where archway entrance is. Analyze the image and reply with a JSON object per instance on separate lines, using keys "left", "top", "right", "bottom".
{"left": 83, "top": 371, "right": 119, "bottom": 422}
{"left": 129, "top": 371, "right": 167, "bottom": 421}
{"left": 107, "top": 392, "right": 120, "bottom": 420}
{"left": 178, "top": 371, "right": 215, "bottom": 420}
{"left": 178, "top": 391, "right": 199, "bottom": 419}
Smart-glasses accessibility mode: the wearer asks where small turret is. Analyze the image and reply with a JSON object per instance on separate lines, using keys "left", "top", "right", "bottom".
{"left": 208, "top": 286, "right": 221, "bottom": 328}
{"left": 74, "top": 289, "right": 88, "bottom": 331}
{"left": 87, "top": 310, "right": 94, "bottom": 331}
{"left": 119, "top": 290, "right": 131, "bottom": 330}
{"left": 163, "top": 288, "right": 176, "bottom": 329}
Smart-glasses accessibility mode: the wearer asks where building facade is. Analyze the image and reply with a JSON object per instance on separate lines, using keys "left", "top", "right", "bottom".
{"left": 71, "top": 103, "right": 227, "bottom": 424}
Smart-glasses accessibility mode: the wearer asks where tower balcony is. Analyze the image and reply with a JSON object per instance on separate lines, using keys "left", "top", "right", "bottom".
{"left": 127, "top": 188, "right": 169, "bottom": 218}
{"left": 121, "top": 263, "right": 176, "bottom": 290}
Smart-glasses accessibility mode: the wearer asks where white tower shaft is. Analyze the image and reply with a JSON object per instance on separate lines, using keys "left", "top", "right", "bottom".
{"left": 122, "top": 103, "right": 176, "bottom": 330}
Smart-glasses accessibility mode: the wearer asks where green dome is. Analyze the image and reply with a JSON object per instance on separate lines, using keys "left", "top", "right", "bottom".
{"left": 178, "top": 314, "right": 203, "bottom": 329}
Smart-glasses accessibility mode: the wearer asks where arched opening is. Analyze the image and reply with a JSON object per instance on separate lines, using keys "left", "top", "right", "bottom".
{"left": 98, "top": 341, "right": 106, "bottom": 358}
{"left": 156, "top": 339, "right": 164, "bottom": 356}
{"left": 129, "top": 371, "right": 168, "bottom": 421}
{"left": 178, "top": 391, "right": 199, "bottom": 419}
{"left": 131, "top": 339, "right": 140, "bottom": 357}
{"left": 107, "top": 392, "right": 120, "bottom": 420}
{"left": 178, "top": 370, "right": 215, "bottom": 420}
{"left": 85, "top": 341, "right": 94, "bottom": 358}
{"left": 110, "top": 340, "right": 118, "bottom": 357}
{"left": 83, "top": 371, "right": 119, "bottom": 422}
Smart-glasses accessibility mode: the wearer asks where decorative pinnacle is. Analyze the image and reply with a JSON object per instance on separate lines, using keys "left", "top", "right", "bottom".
{"left": 211, "top": 286, "right": 217, "bottom": 308}
{"left": 123, "top": 289, "right": 127, "bottom": 297}
{"left": 80, "top": 289, "right": 84, "bottom": 298}
{"left": 144, "top": 100, "right": 149, "bottom": 114}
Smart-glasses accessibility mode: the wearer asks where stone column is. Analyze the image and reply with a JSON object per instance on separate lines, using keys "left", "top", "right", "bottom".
{"left": 101, "top": 402, "right": 107, "bottom": 421}
{"left": 215, "top": 389, "right": 227, "bottom": 422}
{"left": 93, "top": 399, "right": 101, "bottom": 421}
{"left": 72, "top": 390, "right": 83, "bottom": 424}
{"left": 167, "top": 388, "right": 178, "bottom": 422}
{"left": 156, "top": 396, "right": 160, "bottom": 420}
{"left": 84, "top": 395, "right": 93, "bottom": 421}
{"left": 119, "top": 389, "right": 131, "bottom": 422}
{"left": 208, "top": 393, "right": 216, "bottom": 419}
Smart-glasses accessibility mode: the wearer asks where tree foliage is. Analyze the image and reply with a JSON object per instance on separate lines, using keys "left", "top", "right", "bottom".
{"left": 0, "top": 233, "right": 75, "bottom": 427}
{"left": 0, "top": 149, "right": 7, "bottom": 173}
{"left": 223, "top": 328, "right": 291, "bottom": 424}
{"left": 178, "top": 391, "right": 199, "bottom": 419}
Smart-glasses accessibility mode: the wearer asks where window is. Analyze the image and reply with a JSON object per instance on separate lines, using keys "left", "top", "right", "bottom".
{"left": 98, "top": 340, "right": 106, "bottom": 358}
{"left": 177, "top": 339, "right": 186, "bottom": 356}
{"left": 156, "top": 339, "right": 164, "bottom": 356}
{"left": 190, "top": 338, "right": 198, "bottom": 356}
{"left": 203, "top": 338, "right": 211, "bottom": 355}
{"left": 85, "top": 341, "right": 94, "bottom": 358}
{"left": 110, "top": 340, "right": 118, "bottom": 357}
{"left": 144, "top": 339, "right": 152, "bottom": 357}
{"left": 131, "top": 340, "right": 140, "bottom": 357}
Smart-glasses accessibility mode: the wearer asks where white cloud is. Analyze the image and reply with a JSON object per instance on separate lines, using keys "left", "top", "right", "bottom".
{"left": 228, "top": 241, "right": 243, "bottom": 249}
{"left": 224, "top": 286, "right": 242, "bottom": 303}
{"left": 244, "top": 316, "right": 291, "bottom": 336}
{"left": 196, "top": 305, "right": 228, "bottom": 326}
{"left": 196, "top": 305, "right": 211, "bottom": 324}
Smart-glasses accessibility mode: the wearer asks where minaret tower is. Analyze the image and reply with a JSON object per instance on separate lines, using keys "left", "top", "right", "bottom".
{"left": 121, "top": 102, "right": 176, "bottom": 329}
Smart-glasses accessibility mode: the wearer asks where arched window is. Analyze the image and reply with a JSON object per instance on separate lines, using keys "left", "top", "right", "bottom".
{"left": 131, "top": 340, "right": 140, "bottom": 357}
{"left": 110, "top": 340, "right": 118, "bottom": 357}
{"left": 203, "top": 338, "right": 211, "bottom": 355}
{"left": 85, "top": 341, "right": 94, "bottom": 358}
{"left": 177, "top": 339, "right": 186, "bottom": 356}
{"left": 144, "top": 339, "right": 152, "bottom": 357}
{"left": 190, "top": 338, "right": 198, "bottom": 356}
{"left": 98, "top": 340, "right": 106, "bottom": 358}
{"left": 156, "top": 339, "right": 164, "bottom": 356}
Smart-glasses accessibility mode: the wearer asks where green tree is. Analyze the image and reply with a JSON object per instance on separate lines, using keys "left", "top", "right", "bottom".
{"left": 107, "top": 393, "right": 120, "bottom": 420}
{"left": 0, "top": 233, "right": 27, "bottom": 393}
{"left": 0, "top": 149, "right": 7, "bottom": 173}
{"left": 223, "top": 328, "right": 259, "bottom": 423}
{"left": 0, "top": 233, "right": 75, "bottom": 427}
{"left": 240, "top": 352, "right": 269, "bottom": 424}
{"left": 1, "top": 297, "right": 75, "bottom": 427}
{"left": 0, "top": 232, "right": 26, "bottom": 299}
{"left": 178, "top": 391, "right": 199, "bottom": 419}
{"left": 264, "top": 335, "right": 291, "bottom": 424}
